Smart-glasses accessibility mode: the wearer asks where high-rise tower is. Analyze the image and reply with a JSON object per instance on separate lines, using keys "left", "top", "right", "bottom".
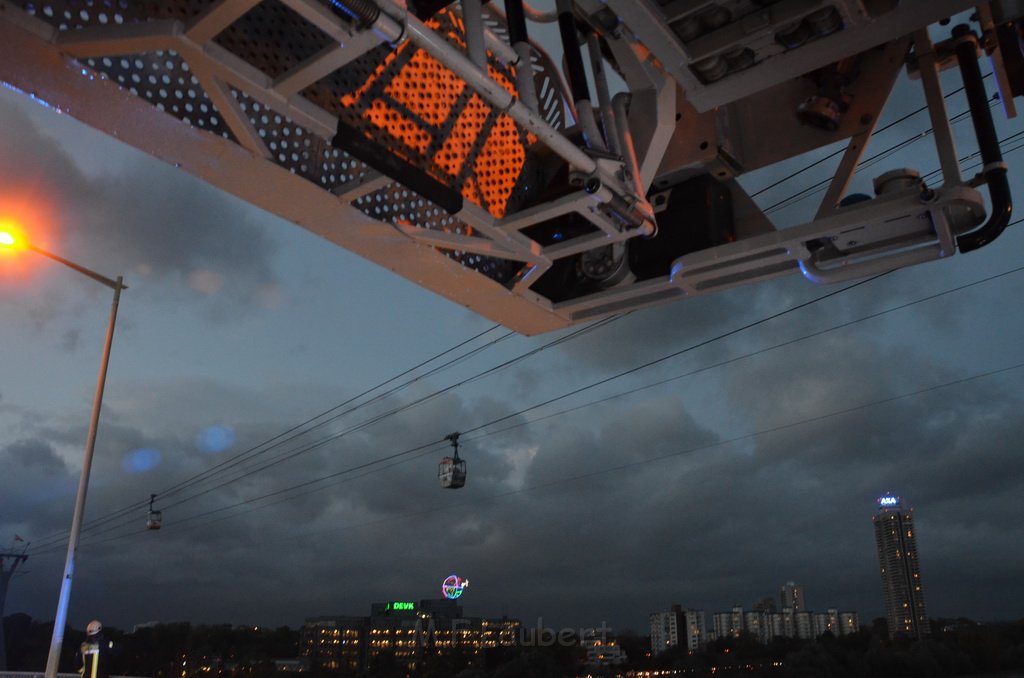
{"left": 780, "top": 581, "right": 803, "bottom": 613}
{"left": 873, "top": 494, "right": 928, "bottom": 640}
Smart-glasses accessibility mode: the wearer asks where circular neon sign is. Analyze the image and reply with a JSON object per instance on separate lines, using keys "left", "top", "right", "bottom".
{"left": 442, "top": 574, "right": 469, "bottom": 599}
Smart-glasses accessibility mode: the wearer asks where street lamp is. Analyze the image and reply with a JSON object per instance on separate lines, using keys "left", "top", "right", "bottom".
{"left": 0, "top": 228, "right": 126, "bottom": 678}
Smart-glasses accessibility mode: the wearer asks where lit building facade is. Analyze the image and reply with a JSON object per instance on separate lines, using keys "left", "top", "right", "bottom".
{"left": 650, "top": 610, "right": 679, "bottom": 654}
{"left": 873, "top": 494, "right": 929, "bottom": 640}
{"left": 651, "top": 606, "right": 705, "bottom": 653}
{"left": 839, "top": 611, "right": 860, "bottom": 636}
{"left": 812, "top": 609, "right": 839, "bottom": 637}
{"left": 682, "top": 609, "right": 706, "bottom": 652}
{"left": 712, "top": 606, "right": 744, "bottom": 640}
{"left": 302, "top": 616, "right": 366, "bottom": 673}
{"left": 684, "top": 595, "right": 855, "bottom": 645}
{"left": 780, "top": 581, "right": 804, "bottom": 613}
{"left": 582, "top": 632, "right": 627, "bottom": 667}
{"left": 301, "top": 600, "right": 519, "bottom": 673}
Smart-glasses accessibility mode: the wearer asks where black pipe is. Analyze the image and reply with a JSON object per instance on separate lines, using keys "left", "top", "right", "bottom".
{"left": 953, "top": 24, "right": 1013, "bottom": 253}
{"left": 556, "top": 1, "right": 591, "bottom": 104}
{"left": 504, "top": 0, "right": 529, "bottom": 48}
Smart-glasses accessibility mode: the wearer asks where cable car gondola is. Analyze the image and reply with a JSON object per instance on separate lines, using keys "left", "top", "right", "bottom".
{"left": 438, "top": 432, "right": 466, "bottom": 489}
{"left": 147, "top": 493, "right": 162, "bottom": 530}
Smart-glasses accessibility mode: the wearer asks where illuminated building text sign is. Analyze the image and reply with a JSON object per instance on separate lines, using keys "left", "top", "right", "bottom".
{"left": 386, "top": 601, "right": 416, "bottom": 611}
{"left": 878, "top": 496, "right": 900, "bottom": 507}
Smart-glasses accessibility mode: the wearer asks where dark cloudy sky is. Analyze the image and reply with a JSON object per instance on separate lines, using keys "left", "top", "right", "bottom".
{"left": 2, "top": 24, "right": 1024, "bottom": 637}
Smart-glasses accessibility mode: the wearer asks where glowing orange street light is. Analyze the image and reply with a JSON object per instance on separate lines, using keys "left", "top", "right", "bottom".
{"left": 0, "top": 226, "right": 126, "bottom": 678}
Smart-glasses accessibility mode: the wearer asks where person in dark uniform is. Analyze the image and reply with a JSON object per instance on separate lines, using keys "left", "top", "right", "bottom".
{"left": 78, "top": 620, "right": 116, "bottom": 678}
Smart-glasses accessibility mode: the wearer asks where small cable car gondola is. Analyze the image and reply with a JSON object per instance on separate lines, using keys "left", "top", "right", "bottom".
{"left": 438, "top": 432, "right": 466, "bottom": 489}
{"left": 147, "top": 493, "right": 162, "bottom": 530}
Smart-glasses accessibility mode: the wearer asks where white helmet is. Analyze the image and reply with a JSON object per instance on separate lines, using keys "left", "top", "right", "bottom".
{"left": 86, "top": 620, "right": 102, "bottom": 636}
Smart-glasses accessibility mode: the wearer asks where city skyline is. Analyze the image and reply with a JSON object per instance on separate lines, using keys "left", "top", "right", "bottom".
{"left": 3, "top": 25, "right": 1024, "bottom": 635}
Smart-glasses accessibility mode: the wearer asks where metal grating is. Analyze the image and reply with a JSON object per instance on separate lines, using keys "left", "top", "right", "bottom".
{"left": 14, "top": 0, "right": 568, "bottom": 287}
{"left": 231, "top": 90, "right": 371, "bottom": 188}
{"left": 82, "top": 51, "right": 236, "bottom": 141}
{"left": 307, "top": 9, "right": 538, "bottom": 220}
{"left": 213, "top": 0, "right": 335, "bottom": 79}
{"left": 352, "top": 185, "right": 525, "bottom": 286}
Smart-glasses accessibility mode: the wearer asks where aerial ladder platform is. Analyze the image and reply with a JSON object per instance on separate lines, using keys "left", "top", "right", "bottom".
{"left": 0, "top": 0, "right": 1019, "bottom": 333}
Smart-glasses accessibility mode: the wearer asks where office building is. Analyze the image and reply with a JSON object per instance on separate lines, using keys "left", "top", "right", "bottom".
{"left": 873, "top": 494, "right": 929, "bottom": 640}
{"left": 301, "top": 599, "right": 519, "bottom": 673}
{"left": 302, "top": 616, "right": 367, "bottom": 673}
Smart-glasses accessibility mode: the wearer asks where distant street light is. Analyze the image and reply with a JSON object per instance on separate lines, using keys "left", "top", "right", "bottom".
{"left": 0, "top": 227, "right": 126, "bottom": 678}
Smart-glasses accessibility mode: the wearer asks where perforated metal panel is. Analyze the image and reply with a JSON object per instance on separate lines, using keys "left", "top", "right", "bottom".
{"left": 15, "top": 0, "right": 567, "bottom": 285}
{"left": 322, "top": 9, "right": 536, "bottom": 220}
{"left": 81, "top": 51, "right": 236, "bottom": 141}
{"left": 212, "top": 0, "right": 335, "bottom": 79}
{"left": 1, "top": 0, "right": 996, "bottom": 334}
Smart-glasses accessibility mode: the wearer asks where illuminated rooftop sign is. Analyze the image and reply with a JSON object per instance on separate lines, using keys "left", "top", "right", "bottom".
{"left": 442, "top": 574, "right": 469, "bottom": 600}
{"left": 385, "top": 601, "right": 416, "bottom": 611}
{"left": 878, "top": 495, "right": 900, "bottom": 507}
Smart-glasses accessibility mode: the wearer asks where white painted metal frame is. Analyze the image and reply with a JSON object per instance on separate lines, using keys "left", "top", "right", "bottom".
{"left": 0, "top": 0, "right": 1008, "bottom": 334}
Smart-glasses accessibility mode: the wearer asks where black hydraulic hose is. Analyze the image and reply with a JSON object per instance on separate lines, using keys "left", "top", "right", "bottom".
{"left": 556, "top": 0, "right": 591, "bottom": 104}
{"left": 953, "top": 24, "right": 1013, "bottom": 253}
{"left": 504, "top": 0, "right": 529, "bottom": 47}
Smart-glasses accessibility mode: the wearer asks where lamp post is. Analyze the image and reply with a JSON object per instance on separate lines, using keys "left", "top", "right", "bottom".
{"left": 0, "top": 230, "right": 126, "bottom": 678}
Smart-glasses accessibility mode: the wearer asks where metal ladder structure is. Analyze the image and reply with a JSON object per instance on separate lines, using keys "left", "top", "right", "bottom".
{"left": 0, "top": 0, "right": 1019, "bottom": 333}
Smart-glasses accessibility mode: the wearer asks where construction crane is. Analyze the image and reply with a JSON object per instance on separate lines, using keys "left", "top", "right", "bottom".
{"left": 0, "top": 0, "right": 1018, "bottom": 334}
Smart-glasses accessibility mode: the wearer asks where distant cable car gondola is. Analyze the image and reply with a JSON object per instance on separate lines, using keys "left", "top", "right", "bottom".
{"left": 147, "top": 493, "right": 162, "bottom": 530}
{"left": 438, "top": 432, "right": 466, "bottom": 489}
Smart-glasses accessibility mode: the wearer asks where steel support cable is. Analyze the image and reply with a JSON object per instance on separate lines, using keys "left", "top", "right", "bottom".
{"left": 21, "top": 94, "right": 1004, "bottom": 551}
{"left": 153, "top": 314, "right": 617, "bottom": 505}
{"left": 459, "top": 254, "right": 1024, "bottom": 442}
{"left": 133, "top": 174, "right": 1024, "bottom": 534}
{"left": 23, "top": 323, "right": 509, "bottom": 552}
{"left": 747, "top": 79, "right": 983, "bottom": 199}
{"left": 140, "top": 251, "right": 1024, "bottom": 531}
{"left": 147, "top": 327, "right": 516, "bottom": 495}
{"left": 922, "top": 129, "right": 1024, "bottom": 184}
{"left": 769, "top": 121, "right": 1021, "bottom": 216}
{"left": 762, "top": 101, "right": 994, "bottom": 214}
{"left": 31, "top": 277, "right": 876, "bottom": 554}
{"left": 36, "top": 248, "right": 1024, "bottom": 553}
{"left": 59, "top": 358, "right": 1024, "bottom": 552}
{"left": 26, "top": 315, "right": 626, "bottom": 554}
{"left": 150, "top": 315, "right": 625, "bottom": 511}
{"left": 25, "top": 439, "right": 454, "bottom": 556}
{"left": 29, "top": 83, "right": 998, "bottom": 545}
{"left": 29, "top": 139, "right": 1015, "bottom": 557}
{"left": 154, "top": 324, "right": 510, "bottom": 499}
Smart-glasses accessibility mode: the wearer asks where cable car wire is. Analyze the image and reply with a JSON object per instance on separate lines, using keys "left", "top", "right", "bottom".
{"left": 28, "top": 243, "right": 1024, "bottom": 556}
{"left": 22, "top": 89, "right": 1015, "bottom": 553}
{"left": 51, "top": 356, "right": 1024, "bottom": 553}
{"left": 24, "top": 316, "right": 622, "bottom": 553}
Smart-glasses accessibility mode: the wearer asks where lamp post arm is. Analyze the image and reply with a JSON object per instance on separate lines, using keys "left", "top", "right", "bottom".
{"left": 27, "top": 245, "right": 127, "bottom": 290}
